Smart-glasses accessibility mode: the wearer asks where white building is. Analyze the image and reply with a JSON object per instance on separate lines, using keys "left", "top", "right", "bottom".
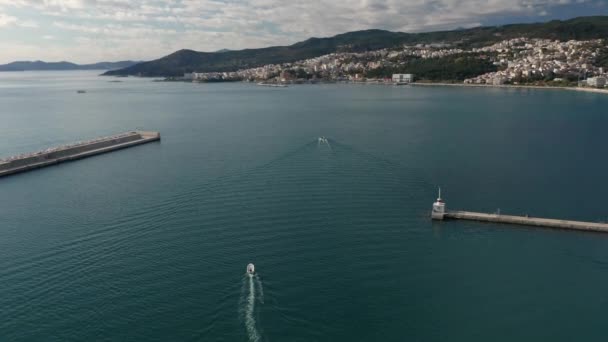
{"left": 586, "top": 77, "right": 607, "bottom": 88}
{"left": 194, "top": 72, "right": 207, "bottom": 80}
{"left": 392, "top": 74, "right": 414, "bottom": 83}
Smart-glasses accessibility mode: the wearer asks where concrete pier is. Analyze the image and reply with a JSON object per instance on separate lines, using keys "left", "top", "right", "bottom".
{"left": 443, "top": 210, "right": 608, "bottom": 233}
{"left": 0, "top": 131, "right": 160, "bottom": 177}
{"left": 430, "top": 188, "right": 608, "bottom": 233}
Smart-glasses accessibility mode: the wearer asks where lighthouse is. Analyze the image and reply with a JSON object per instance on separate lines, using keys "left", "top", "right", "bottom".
{"left": 431, "top": 187, "right": 446, "bottom": 220}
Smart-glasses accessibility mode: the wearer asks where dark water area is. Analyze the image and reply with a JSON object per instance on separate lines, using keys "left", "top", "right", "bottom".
{"left": 1, "top": 71, "right": 608, "bottom": 341}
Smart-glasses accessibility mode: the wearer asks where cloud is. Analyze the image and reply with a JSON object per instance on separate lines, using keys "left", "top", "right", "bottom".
{"left": 0, "top": 12, "right": 17, "bottom": 27}
{"left": 0, "top": 10, "right": 37, "bottom": 27}
{"left": 18, "top": 20, "right": 38, "bottom": 27}
{"left": 0, "top": 0, "right": 602, "bottom": 63}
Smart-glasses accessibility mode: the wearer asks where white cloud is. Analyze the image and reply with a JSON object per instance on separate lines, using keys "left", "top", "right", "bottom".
{"left": 0, "top": 0, "right": 601, "bottom": 63}
{"left": 0, "top": 12, "right": 17, "bottom": 27}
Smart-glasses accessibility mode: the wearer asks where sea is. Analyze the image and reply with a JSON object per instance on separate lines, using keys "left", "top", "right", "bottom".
{"left": 1, "top": 71, "right": 608, "bottom": 341}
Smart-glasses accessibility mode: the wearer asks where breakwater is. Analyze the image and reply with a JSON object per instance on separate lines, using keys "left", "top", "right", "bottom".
{"left": 431, "top": 191, "right": 608, "bottom": 233}
{"left": 442, "top": 211, "right": 608, "bottom": 233}
{"left": 0, "top": 131, "right": 160, "bottom": 177}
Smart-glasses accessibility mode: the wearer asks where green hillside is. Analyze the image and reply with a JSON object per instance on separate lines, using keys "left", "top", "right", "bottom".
{"left": 103, "top": 16, "right": 608, "bottom": 77}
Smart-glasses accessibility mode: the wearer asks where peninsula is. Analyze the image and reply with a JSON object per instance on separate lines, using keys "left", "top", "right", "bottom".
{"left": 0, "top": 60, "right": 140, "bottom": 72}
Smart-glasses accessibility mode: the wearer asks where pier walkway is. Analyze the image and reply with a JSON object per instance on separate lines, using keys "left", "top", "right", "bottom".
{"left": 430, "top": 187, "right": 608, "bottom": 233}
{"left": 0, "top": 131, "right": 160, "bottom": 177}
{"left": 443, "top": 210, "right": 608, "bottom": 233}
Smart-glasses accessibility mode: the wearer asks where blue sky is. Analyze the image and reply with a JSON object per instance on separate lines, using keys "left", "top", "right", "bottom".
{"left": 0, "top": 0, "right": 606, "bottom": 64}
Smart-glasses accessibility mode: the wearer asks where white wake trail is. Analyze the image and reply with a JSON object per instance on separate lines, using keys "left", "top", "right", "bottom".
{"left": 255, "top": 274, "right": 264, "bottom": 304}
{"left": 245, "top": 274, "right": 260, "bottom": 342}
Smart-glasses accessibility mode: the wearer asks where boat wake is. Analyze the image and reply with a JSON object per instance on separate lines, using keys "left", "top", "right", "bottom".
{"left": 240, "top": 272, "right": 264, "bottom": 342}
{"left": 255, "top": 274, "right": 264, "bottom": 304}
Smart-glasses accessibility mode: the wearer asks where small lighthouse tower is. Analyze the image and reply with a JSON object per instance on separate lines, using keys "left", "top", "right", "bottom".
{"left": 431, "top": 187, "right": 446, "bottom": 220}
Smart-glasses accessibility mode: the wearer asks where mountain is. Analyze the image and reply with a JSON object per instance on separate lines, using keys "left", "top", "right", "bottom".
{"left": 0, "top": 60, "right": 140, "bottom": 72}
{"left": 103, "top": 16, "right": 608, "bottom": 77}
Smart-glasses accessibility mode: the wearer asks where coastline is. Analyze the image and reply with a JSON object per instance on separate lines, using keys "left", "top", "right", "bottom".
{"left": 410, "top": 82, "right": 608, "bottom": 95}
{"left": 156, "top": 76, "right": 608, "bottom": 96}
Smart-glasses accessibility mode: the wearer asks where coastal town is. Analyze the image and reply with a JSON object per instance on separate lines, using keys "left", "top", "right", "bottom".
{"left": 180, "top": 37, "right": 608, "bottom": 89}
{"left": 464, "top": 38, "right": 606, "bottom": 86}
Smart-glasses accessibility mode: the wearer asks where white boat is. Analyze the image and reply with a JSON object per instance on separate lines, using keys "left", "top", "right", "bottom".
{"left": 246, "top": 263, "right": 255, "bottom": 275}
{"left": 257, "top": 82, "right": 288, "bottom": 88}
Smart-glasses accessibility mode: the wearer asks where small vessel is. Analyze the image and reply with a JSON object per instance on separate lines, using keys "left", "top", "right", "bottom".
{"left": 246, "top": 263, "right": 255, "bottom": 275}
{"left": 257, "top": 82, "right": 287, "bottom": 88}
{"left": 77, "top": 90, "right": 86, "bottom": 93}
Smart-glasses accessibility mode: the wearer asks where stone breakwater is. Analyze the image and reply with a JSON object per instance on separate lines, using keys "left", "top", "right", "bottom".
{"left": 438, "top": 210, "right": 608, "bottom": 234}
{"left": 0, "top": 131, "right": 160, "bottom": 177}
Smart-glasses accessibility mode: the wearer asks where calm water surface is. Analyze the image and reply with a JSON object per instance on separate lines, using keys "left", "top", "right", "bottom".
{"left": 1, "top": 71, "right": 608, "bottom": 341}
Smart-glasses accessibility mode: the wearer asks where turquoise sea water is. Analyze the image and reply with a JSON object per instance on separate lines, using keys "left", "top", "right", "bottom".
{"left": 1, "top": 71, "right": 608, "bottom": 341}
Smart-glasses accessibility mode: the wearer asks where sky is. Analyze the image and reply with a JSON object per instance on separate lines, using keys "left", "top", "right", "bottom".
{"left": 0, "top": 0, "right": 606, "bottom": 64}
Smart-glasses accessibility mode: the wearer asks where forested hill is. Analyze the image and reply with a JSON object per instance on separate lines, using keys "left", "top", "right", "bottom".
{"left": 103, "top": 16, "right": 608, "bottom": 77}
{"left": 0, "top": 60, "right": 139, "bottom": 72}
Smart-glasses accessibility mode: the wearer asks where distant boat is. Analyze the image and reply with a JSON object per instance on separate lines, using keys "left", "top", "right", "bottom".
{"left": 246, "top": 263, "right": 255, "bottom": 275}
{"left": 257, "top": 82, "right": 287, "bottom": 88}
{"left": 77, "top": 90, "right": 86, "bottom": 93}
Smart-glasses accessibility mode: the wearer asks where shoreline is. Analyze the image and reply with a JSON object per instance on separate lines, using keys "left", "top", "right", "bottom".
{"left": 153, "top": 76, "right": 608, "bottom": 95}
{"left": 410, "top": 82, "right": 608, "bottom": 95}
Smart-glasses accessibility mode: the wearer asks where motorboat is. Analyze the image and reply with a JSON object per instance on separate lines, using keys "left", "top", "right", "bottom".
{"left": 247, "top": 263, "right": 255, "bottom": 275}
